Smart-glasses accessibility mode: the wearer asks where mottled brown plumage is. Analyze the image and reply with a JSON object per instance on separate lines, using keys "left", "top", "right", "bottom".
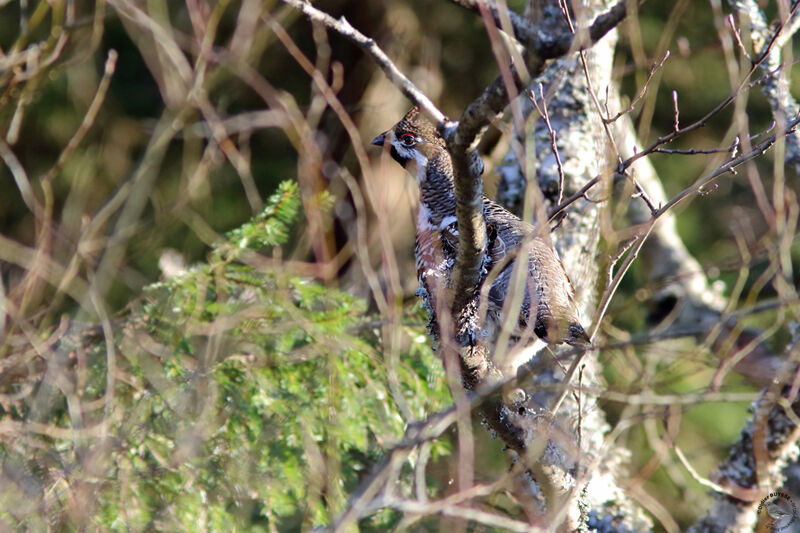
{"left": 372, "top": 107, "right": 589, "bottom": 350}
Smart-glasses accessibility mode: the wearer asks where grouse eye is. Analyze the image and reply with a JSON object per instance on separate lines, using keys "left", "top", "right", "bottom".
{"left": 399, "top": 133, "right": 416, "bottom": 146}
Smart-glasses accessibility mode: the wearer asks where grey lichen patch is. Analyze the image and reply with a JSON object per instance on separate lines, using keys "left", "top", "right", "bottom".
{"left": 495, "top": 151, "right": 527, "bottom": 216}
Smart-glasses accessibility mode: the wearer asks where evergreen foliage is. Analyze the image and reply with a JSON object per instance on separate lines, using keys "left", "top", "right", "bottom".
{"left": 1, "top": 182, "right": 451, "bottom": 531}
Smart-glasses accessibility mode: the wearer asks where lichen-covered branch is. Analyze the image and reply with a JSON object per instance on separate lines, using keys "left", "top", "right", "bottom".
{"left": 732, "top": 0, "right": 800, "bottom": 175}
{"left": 688, "top": 382, "right": 800, "bottom": 532}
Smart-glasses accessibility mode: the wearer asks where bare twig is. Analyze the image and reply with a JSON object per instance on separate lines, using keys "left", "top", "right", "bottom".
{"left": 279, "top": 0, "right": 446, "bottom": 125}
{"left": 41, "top": 49, "right": 118, "bottom": 186}
{"left": 561, "top": 3, "right": 660, "bottom": 217}
{"left": 448, "top": 0, "right": 538, "bottom": 47}
{"left": 530, "top": 85, "right": 566, "bottom": 206}
{"left": 604, "top": 50, "right": 670, "bottom": 124}
{"left": 671, "top": 90, "right": 679, "bottom": 132}
{"left": 548, "top": 33, "right": 797, "bottom": 223}
{"left": 727, "top": 14, "right": 750, "bottom": 62}
{"left": 656, "top": 114, "right": 800, "bottom": 216}
{"left": 652, "top": 145, "right": 738, "bottom": 155}
{"left": 0, "top": 136, "right": 39, "bottom": 216}
{"left": 368, "top": 498, "right": 541, "bottom": 533}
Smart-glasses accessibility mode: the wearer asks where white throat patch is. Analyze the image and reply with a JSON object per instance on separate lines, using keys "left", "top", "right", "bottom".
{"left": 393, "top": 143, "right": 429, "bottom": 185}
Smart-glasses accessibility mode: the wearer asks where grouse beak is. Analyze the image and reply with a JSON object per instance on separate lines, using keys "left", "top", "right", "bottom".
{"left": 371, "top": 132, "right": 386, "bottom": 147}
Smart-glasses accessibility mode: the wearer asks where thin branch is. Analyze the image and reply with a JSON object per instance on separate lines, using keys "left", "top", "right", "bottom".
{"left": 548, "top": 32, "right": 797, "bottom": 222}
{"left": 41, "top": 49, "right": 117, "bottom": 186}
{"left": 651, "top": 144, "right": 738, "bottom": 155}
{"left": 554, "top": 220, "right": 655, "bottom": 414}
{"left": 671, "top": 90, "right": 679, "bottom": 132}
{"left": 655, "top": 114, "right": 800, "bottom": 216}
{"left": 604, "top": 50, "right": 670, "bottom": 124}
{"left": 530, "top": 85, "right": 566, "bottom": 206}
{"left": 370, "top": 498, "right": 540, "bottom": 533}
{"left": 279, "top": 0, "right": 445, "bottom": 125}
{"left": 181, "top": 110, "right": 285, "bottom": 137}
{"left": 673, "top": 445, "right": 730, "bottom": 495}
{"left": 448, "top": 0, "right": 537, "bottom": 47}
{"left": 0, "top": 136, "right": 39, "bottom": 216}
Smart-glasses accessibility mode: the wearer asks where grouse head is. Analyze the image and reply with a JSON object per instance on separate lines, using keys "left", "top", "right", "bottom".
{"left": 371, "top": 106, "right": 448, "bottom": 182}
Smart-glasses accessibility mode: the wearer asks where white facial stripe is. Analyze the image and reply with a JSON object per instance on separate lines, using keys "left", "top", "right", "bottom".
{"left": 393, "top": 141, "right": 429, "bottom": 185}
{"left": 438, "top": 215, "right": 457, "bottom": 230}
{"left": 393, "top": 143, "right": 414, "bottom": 160}
{"left": 394, "top": 144, "right": 429, "bottom": 166}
